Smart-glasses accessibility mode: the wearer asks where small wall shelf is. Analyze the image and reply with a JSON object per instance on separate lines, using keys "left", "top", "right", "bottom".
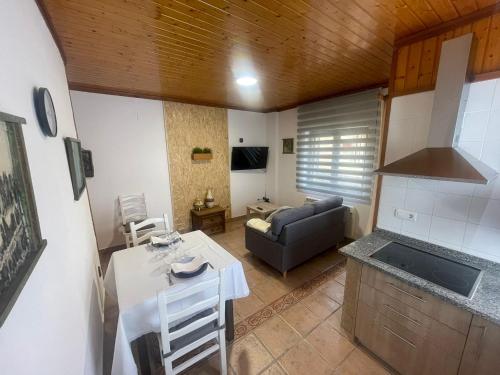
{"left": 192, "top": 153, "right": 213, "bottom": 161}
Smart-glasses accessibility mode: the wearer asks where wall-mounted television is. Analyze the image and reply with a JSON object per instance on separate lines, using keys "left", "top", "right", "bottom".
{"left": 231, "top": 146, "right": 268, "bottom": 171}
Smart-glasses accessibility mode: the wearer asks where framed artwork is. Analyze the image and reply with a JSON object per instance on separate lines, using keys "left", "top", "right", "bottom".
{"left": 282, "top": 138, "right": 294, "bottom": 154}
{"left": 0, "top": 111, "right": 47, "bottom": 327}
{"left": 81, "top": 149, "right": 94, "bottom": 178}
{"left": 64, "top": 137, "right": 86, "bottom": 200}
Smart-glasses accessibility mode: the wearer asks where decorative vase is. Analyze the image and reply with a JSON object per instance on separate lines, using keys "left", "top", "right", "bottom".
{"left": 193, "top": 198, "right": 204, "bottom": 211}
{"left": 205, "top": 188, "right": 215, "bottom": 208}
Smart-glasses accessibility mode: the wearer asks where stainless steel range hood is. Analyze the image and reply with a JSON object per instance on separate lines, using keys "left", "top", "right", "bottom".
{"left": 375, "top": 33, "right": 497, "bottom": 184}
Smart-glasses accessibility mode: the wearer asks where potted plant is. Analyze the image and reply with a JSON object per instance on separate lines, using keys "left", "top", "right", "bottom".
{"left": 192, "top": 147, "right": 213, "bottom": 161}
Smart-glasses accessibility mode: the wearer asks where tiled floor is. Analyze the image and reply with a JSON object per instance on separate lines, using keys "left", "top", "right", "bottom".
{"left": 181, "top": 220, "right": 391, "bottom": 375}
{"left": 101, "top": 220, "right": 391, "bottom": 375}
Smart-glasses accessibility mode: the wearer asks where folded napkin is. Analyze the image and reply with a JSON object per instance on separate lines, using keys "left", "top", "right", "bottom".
{"left": 151, "top": 232, "right": 181, "bottom": 247}
{"left": 246, "top": 218, "right": 271, "bottom": 233}
{"left": 171, "top": 255, "right": 208, "bottom": 274}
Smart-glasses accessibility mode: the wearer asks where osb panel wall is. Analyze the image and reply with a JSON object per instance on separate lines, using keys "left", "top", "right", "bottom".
{"left": 164, "top": 102, "right": 230, "bottom": 231}
{"left": 393, "top": 12, "right": 500, "bottom": 96}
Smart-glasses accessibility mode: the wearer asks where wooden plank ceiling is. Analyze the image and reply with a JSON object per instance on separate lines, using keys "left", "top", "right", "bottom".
{"left": 39, "top": 0, "right": 500, "bottom": 111}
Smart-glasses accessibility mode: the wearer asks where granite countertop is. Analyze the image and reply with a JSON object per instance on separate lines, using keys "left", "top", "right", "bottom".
{"left": 340, "top": 229, "right": 500, "bottom": 325}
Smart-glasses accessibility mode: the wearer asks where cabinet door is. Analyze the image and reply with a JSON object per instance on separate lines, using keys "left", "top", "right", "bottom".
{"left": 459, "top": 316, "right": 500, "bottom": 375}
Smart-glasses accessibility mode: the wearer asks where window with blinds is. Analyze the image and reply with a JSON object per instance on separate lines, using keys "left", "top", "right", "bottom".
{"left": 296, "top": 89, "right": 382, "bottom": 204}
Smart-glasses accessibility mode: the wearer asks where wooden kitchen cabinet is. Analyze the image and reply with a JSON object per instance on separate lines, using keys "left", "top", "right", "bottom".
{"left": 459, "top": 316, "right": 500, "bottom": 375}
{"left": 354, "top": 267, "right": 470, "bottom": 375}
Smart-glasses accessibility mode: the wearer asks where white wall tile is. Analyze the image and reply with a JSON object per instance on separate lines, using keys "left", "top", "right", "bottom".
{"left": 404, "top": 188, "right": 435, "bottom": 214}
{"left": 382, "top": 175, "right": 408, "bottom": 188}
{"left": 429, "top": 217, "right": 466, "bottom": 247}
{"left": 465, "top": 80, "right": 496, "bottom": 112}
{"left": 402, "top": 213, "right": 432, "bottom": 238}
{"left": 463, "top": 223, "right": 500, "bottom": 257}
{"left": 377, "top": 204, "right": 402, "bottom": 233}
{"left": 458, "top": 141, "right": 482, "bottom": 159}
{"left": 431, "top": 180, "right": 475, "bottom": 195}
{"left": 481, "top": 138, "right": 500, "bottom": 172}
{"left": 492, "top": 80, "right": 500, "bottom": 110}
{"left": 486, "top": 110, "right": 500, "bottom": 140}
{"left": 433, "top": 193, "right": 471, "bottom": 221}
{"left": 460, "top": 111, "right": 489, "bottom": 142}
{"left": 407, "top": 178, "right": 440, "bottom": 191}
{"left": 473, "top": 176, "right": 500, "bottom": 199}
{"left": 380, "top": 185, "right": 406, "bottom": 208}
{"left": 468, "top": 197, "right": 500, "bottom": 229}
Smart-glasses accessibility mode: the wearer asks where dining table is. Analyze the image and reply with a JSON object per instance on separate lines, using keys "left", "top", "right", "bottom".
{"left": 103, "top": 230, "right": 250, "bottom": 375}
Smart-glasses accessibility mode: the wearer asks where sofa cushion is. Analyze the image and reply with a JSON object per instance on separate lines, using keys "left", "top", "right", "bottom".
{"left": 271, "top": 205, "right": 314, "bottom": 235}
{"left": 311, "top": 196, "right": 343, "bottom": 214}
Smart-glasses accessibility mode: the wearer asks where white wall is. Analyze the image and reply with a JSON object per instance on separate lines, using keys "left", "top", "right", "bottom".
{"left": 378, "top": 79, "right": 500, "bottom": 262}
{"left": 0, "top": 1, "right": 102, "bottom": 374}
{"left": 228, "top": 110, "right": 272, "bottom": 217}
{"left": 270, "top": 108, "right": 373, "bottom": 238}
{"left": 71, "top": 91, "right": 173, "bottom": 250}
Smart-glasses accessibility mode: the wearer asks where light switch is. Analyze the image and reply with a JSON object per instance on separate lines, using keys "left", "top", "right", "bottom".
{"left": 394, "top": 208, "right": 417, "bottom": 221}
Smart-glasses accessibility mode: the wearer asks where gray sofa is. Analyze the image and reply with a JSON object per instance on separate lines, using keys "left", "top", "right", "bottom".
{"left": 245, "top": 197, "right": 347, "bottom": 276}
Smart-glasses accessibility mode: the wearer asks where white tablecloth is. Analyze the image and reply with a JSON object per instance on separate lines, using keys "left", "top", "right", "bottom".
{"left": 104, "top": 230, "right": 250, "bottom": 375}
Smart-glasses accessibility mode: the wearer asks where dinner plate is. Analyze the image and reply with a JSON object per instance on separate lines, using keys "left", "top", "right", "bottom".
{"left": 171, "top": 255, "right": 209, "bottom": 279}
{"left": 171, "top": 262, "right": 208, "bottom": 279}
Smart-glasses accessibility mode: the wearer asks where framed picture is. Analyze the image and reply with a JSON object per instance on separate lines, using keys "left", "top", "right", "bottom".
{"left": 0, "top": 111, "right": 47, "bottom": 327}
{"left": 282, "top": 138, "right": 294, "bottom": 154}
{"left": 81, "top": 149, "right": 94, "bottom": 178}
{"left": 64, "top": 137, "right": 86, "bottom": 200}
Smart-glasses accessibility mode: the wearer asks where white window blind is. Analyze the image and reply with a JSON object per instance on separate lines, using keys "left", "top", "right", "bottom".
{"left": 296, "top": 88, "right": 382, "bottom": 204}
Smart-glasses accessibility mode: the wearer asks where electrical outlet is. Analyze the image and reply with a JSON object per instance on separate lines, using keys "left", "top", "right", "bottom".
{"left": 394, "top": 208, "right": 417, "bottom": 221}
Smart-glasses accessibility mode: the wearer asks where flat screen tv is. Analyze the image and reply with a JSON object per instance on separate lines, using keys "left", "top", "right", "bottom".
{"left": 231, "top": 146, "right": 268, "bottom": 171}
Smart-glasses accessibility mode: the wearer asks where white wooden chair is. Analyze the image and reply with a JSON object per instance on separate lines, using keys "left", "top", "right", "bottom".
{"left": 157, "top": 270, "right": 227, "bottom": 375}
{"left": 129, "top": 214, "right": 171, "bottom": 247}
{"left": 118, "top": 194, "right": 149, "bottom": 247}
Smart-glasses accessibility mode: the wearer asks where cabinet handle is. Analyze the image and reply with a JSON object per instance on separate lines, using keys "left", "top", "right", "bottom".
{"left": 386, "top": 282, "right": 425, "bottom": 302}
{"left": 474, "top": 325, "right": 487, "bottom": 360}
{"left": 383, "top": 325, "right": 417, "bottom": 349}
{"left": 384, "top": 304, "right": 422, "bottom": 326}
{"left": 97, "top": 265, "right": 102, "bottom": 278}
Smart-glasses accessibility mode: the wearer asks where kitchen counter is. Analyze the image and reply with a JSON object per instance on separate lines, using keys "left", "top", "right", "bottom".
{"left": 340, "top": 229, "right": 500, "bottom": 325}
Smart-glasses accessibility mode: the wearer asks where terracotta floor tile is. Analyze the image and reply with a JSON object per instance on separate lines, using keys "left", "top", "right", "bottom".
{"left": 280, "top": 302, "right": 323, "bottom": 336}
{"left": 325, "top": 307, "right": 349, "bottom": 338}
{"left": 334, "top": 271, "right": 346, "bottom": 286}
{"left": 307, "top": 321, "right": 355, "bottom": 368}
{"left": 320, "top": 279, "right": 345, "bottom": 304}
{"left": 333, "top": 348, "right": 391, "bottom": 375}
{"left": 260, "top": 362, "right": 287, "bottom": 375}
{"left": 240, "top": 258, "right": 256, "bottom": 272}
{"left": 183, "top": 353, "right": 232, "bottom": 375}
{"left": 302, "top": 291, "right": 341, "bottom": 319}
{"left": 235, "top": 293, "right": 266, "bottom": 319}
{"left": 254, "top": 315, "right": 301, "bottom": 358}
{"left": 229, "top": 334, "right": 274, "bottom": 375}
{"left": 252, "top": 281, "right": 290, "bottom": 304}
{"left": 278, "top": 339, "right": 331, "bottom": 375}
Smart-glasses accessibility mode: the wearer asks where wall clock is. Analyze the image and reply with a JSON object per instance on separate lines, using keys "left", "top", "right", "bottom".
{"left": 34, "top": 87, "right": 58, "bottom": 137}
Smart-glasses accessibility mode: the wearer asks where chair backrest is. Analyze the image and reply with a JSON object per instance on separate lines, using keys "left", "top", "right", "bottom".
{"left": 157, "top": 270, "right": 225, "bottom": 374}
{"left": 129, "top": 214, "right": 171, "bottom": 247}
{"left": 118, "top": 193, "right": 148, "bottom": 225}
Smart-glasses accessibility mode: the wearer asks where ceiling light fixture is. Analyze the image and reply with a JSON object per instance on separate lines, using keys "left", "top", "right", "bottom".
{"left": 236, "top": 76, "right": 258, "bottom": 86}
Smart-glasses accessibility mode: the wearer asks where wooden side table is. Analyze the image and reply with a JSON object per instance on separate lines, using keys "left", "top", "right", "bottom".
{"left": 191, "top": 206, "right": 226, "bottom": 235}
{"left": 246, "top": 202, "right": 280, "bottom": 220}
